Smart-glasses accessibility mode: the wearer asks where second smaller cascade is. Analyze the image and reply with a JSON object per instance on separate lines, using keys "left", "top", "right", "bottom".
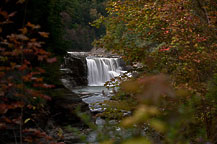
{"left": 86, "top": 57, "right": 124, "bottom": 86}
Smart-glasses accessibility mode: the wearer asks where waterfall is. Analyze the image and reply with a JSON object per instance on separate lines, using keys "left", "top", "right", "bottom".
{"left": 86, "top": 57, "right": 123, "bottom": 86}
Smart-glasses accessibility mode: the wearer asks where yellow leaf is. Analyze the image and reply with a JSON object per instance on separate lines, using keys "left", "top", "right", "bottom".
{"left": 149, "top": 119, "right": 166, "bottom": 133}
{"left": 24, "top": 118, "right": 31, "bottom": 124}
{"left": 121, "top": 105, "right": 159, "bottom": 127}
{"left": 121, "top": 80, "right": 140, "bottom": 93}
{"left": 57, "top": 128, "right": 63, "bottom": 138}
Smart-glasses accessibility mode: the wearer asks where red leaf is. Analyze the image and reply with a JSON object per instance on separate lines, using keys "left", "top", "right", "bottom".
{"left": 38, "top": 55, "right": 44, "bottom": 61}
{"left": 0, "top": 104, "right": 8, "bottom": 114}
{"left": 2, "top": 117, "right": 12, "bottom": 123}
{"left": 41, "top": 94, "right": 51, "bottom": 101}
{"left": 19, "top": 64, "right": 27, "bottom": 71}
{"left": 47, "top": 57, "right": 57, "bottom": 63}
{"left": 159, "top": 47, "right": 171, "bottom": 52}
{"left": 36, "top": 67, "right": 45, "bottom": 73}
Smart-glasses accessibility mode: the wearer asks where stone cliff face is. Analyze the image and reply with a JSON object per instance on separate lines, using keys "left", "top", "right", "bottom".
{"left": 61, "top": 52, "right": 88, "bottom": 88}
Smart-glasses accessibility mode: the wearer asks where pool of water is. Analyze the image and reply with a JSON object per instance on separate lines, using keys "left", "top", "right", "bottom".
{"left": 72, "top": 86, "right": 115, "bottom": 112}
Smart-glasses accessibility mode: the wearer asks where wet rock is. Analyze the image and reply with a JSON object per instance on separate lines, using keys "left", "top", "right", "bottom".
{"left": 118, "top": 58, "right": 132, "bottom": 71}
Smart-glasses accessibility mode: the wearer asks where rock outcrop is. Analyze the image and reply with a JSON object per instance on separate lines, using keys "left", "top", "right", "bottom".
{"left": 61, "top": 52, "right": 88, "bottom": 88}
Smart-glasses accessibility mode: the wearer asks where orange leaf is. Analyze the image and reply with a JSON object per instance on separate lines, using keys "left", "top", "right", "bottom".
{"left": 26, "top": 22, "right": 40, "bottom": 29}
{"left": 34, "top": 77, "right": 43, "bottom": 82}
{"left": 0, "top": 104, "right": 8, "bottom": 114}
{"left": 0, "top": 11, "right": 8, "bottom": 18}
{"left": 16, "top": 0, "right": 25, "bottom": 4}
{"left": 38, "top": 32, "right": 49, "bottom": 38}
{"left": 19, "top": 27, "right": 28, "bottom": 34}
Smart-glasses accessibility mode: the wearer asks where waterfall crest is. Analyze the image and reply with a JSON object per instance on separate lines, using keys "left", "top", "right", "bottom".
{"left": 86, "top": 57, "right": 123, "bottom": 86}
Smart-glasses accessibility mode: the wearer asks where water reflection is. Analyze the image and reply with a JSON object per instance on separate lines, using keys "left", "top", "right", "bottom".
{"left": 72, "top": 86, "right": 114, "bottom": 112}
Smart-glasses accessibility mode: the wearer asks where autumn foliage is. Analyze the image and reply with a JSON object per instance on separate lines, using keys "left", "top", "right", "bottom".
{"left": 0, "top": 0, "right": 58, "bottom": 143}
{"left": 92, "top": 0, "right": 217, "bottom": 143}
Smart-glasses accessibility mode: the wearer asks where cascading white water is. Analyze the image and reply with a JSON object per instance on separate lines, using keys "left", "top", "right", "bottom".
{"left": 86, "top": 57, "right": 124, "bottom": 86}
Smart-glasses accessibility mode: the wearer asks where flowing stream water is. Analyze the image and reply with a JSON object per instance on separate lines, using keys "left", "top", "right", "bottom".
{"left": 67, "top": 56, "right": 128, "bottom": 143}
{"left": 72, "top": 57, "right": 126, "bottom": 112}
